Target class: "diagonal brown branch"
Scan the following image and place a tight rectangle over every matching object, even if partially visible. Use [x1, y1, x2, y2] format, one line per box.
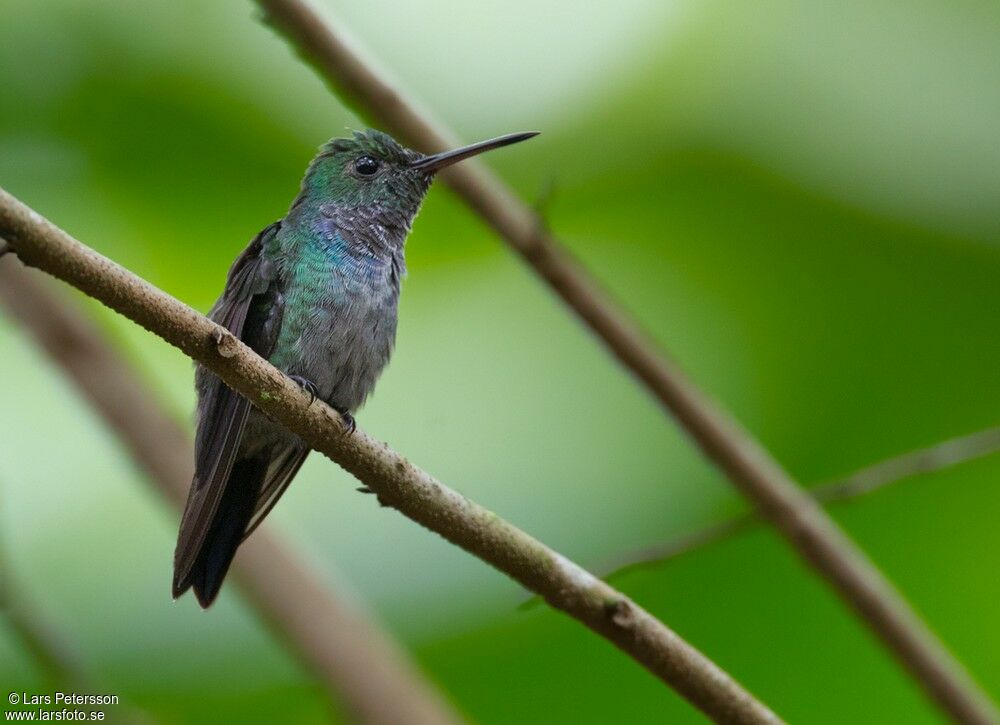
[599, 427, 1000, 579]
[251, 2, 1000, 721]
[0, 190, 781, 725]
[0, 259, 462, 725]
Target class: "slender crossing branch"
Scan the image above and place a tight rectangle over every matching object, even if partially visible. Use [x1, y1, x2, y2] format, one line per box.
[251, 2, 999, 721]
[814, 428, 1000, 505]
[599, 427, 1000, 579]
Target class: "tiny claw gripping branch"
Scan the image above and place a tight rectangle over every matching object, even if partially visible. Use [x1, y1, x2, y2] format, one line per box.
[289, 375, 319, 404]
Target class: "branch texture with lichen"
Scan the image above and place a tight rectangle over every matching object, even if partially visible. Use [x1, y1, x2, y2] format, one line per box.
[251, 2, 999, 722]
[0, 188, 780, 725]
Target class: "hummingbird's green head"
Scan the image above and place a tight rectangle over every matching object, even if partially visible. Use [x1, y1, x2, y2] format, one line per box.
[296, 128, 539, 219]
[298, 129, 426, 211]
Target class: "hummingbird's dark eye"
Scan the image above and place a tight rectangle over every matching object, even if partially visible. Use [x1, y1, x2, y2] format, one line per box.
[354, 156, 380, 176]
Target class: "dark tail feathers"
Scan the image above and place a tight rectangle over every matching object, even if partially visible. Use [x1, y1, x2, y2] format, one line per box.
[172, 457, 265, 608]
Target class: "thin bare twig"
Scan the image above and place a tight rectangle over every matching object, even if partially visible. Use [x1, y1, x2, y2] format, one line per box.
[0, 262, 462, 725]
[600, 427, 1000, 579]
[0, 189, 780, 725]
[251, 2, 1000, 721]
[814, 427, 1000, 505]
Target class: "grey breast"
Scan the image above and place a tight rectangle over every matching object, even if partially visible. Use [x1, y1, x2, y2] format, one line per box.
[303, 249, 403, 414]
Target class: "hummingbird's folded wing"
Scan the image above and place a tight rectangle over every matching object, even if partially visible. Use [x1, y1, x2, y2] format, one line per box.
[173, 221, 284, 591]
[241, 442, 310, 542]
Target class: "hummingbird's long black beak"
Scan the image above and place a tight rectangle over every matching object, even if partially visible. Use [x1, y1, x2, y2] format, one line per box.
[411, 132, 539, 173]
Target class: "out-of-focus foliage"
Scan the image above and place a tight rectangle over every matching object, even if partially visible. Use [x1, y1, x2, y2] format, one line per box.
[2, 0, 999, 722]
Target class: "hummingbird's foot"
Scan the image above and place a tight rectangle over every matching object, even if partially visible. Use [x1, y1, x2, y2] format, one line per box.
[335, 407, 356, 435]
[356, 486, 375, 494]
[289, 375, 318, 404]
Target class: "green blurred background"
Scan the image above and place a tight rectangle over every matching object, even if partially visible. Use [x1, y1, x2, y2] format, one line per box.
[2, 0, 999, 722]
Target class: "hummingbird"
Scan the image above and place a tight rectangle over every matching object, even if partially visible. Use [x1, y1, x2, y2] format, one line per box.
[173, 128, 537, 607]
